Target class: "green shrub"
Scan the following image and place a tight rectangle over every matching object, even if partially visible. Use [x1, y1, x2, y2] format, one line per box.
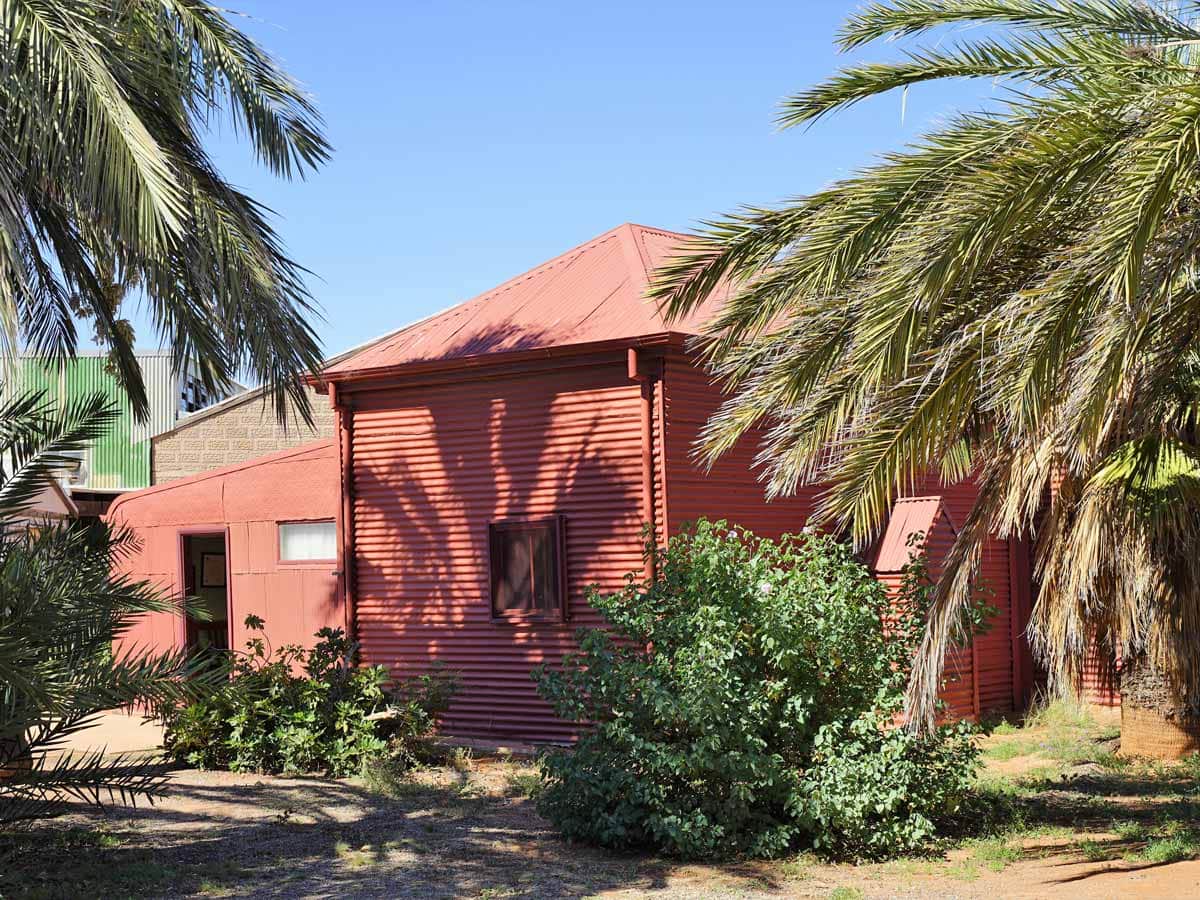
[534, 519, 979, 860]
[164, 616, 455, 776]
[800, 710, 978, 858]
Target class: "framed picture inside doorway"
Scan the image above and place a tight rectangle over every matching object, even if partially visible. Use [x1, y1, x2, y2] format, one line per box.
[201, 552, 226, 588]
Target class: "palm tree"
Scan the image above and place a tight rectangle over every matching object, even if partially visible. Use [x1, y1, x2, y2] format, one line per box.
[67, 252, 140, 377]
[0, 391, 209, 823]
[0, 2, 329, 815]
[653, 1, 1200, 754]
[0, 2, 329, 424]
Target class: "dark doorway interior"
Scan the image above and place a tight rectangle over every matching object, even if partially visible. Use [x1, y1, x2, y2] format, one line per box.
[182, 533, 229, 651]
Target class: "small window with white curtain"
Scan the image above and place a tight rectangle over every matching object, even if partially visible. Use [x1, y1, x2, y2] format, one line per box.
[279, 520, 337, 562]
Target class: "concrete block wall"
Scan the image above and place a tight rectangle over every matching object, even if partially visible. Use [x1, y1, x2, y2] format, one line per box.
[150, 385, 335, 483]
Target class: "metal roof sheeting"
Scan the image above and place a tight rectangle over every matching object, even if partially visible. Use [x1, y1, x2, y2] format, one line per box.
[325, 224, 728, 378]
[873, 496, 953, 573]
[15, 354, 180, 491]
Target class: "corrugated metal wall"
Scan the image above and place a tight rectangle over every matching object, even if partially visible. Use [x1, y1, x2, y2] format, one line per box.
[940, 482, 1015, 716]
[343, 350, 1027, 743]
[662, 359, 823, 536]
[1047, 469, 1120, 707]
[1081, 649, 1120, 707]
[14, 354, 179, 490]
[661, 353, 1018, 720]
[346, 359, 646, 742]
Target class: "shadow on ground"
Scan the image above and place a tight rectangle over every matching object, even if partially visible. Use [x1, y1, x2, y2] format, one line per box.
[0, 765, 775, 900]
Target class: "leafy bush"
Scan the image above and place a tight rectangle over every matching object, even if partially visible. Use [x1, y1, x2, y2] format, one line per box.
[164, 617, 455, 777]
[800, 710, 977, 858]
[534, 519, 980, 860]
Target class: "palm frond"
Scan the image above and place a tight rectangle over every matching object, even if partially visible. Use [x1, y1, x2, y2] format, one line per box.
[657, 0, 1200, 726]
[0, 389, 115, 516]
[838, 0, 1200, 50]
[0, 1, 330, 422]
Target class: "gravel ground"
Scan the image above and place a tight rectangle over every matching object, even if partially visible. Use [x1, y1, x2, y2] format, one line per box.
[4, 753, 1200, 899]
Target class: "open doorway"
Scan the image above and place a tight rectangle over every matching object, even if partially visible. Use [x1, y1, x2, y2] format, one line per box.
[182, 532, 229, 651]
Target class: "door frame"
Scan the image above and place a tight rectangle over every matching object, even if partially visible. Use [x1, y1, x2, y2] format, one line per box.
[176, 525, 233, 651]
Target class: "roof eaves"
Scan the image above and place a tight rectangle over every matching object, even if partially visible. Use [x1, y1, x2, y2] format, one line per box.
[323, 332, 693, 385]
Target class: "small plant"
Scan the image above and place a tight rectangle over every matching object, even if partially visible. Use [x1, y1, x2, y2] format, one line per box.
[1113, 820, 1149, 842]
[1077, 839, 1111, 862]
[777, 854, 815, 882]
[1139, 832, 1199, 864]
[984, 740, 1028, 761]
[969, 837, 1020, 872]
[447, 746, 474, 773]
[1022, 697, 1097, 733]
[163, 617, 455, 777]
[534, 520, 980, 860]
[1181, 753, 1200, 780]
[504, 769, 541, 799]
[361, 757, 430, 799]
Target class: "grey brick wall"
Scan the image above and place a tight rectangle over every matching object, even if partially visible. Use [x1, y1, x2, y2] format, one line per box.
[150, 385, 336, 483]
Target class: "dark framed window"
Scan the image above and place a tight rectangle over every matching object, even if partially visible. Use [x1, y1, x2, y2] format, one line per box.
[488, 516, 566, 623]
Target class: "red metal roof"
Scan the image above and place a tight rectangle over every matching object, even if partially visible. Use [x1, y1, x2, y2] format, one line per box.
[324, 223, 724, 379]
[106, 439, 336, 522]
[873, 496, 957, 573]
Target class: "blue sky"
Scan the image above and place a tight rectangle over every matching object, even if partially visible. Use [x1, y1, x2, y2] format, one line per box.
[140, 1, 997, 359]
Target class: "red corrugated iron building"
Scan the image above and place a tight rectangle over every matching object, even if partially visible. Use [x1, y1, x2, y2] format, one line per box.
[314, 223, 1038, 742]
[107, 223, 1040, 741]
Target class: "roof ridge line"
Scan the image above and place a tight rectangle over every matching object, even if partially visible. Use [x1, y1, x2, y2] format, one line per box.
[461, 226, 630, 306]
[617, 224, 652, 288]
[617, 223, 675, 328]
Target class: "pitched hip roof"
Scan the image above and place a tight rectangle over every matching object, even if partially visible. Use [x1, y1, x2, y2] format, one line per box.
[323, 223, 725, 379]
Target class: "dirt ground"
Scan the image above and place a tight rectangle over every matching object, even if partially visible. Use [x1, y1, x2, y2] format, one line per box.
[5, 713, 1200, 899]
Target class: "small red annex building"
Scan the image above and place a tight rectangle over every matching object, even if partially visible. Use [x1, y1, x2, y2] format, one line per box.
[313, 223, 1036, 742]
[108, 441, 344, 657]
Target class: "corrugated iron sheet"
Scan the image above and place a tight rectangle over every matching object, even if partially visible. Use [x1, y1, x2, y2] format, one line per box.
[874, 497, 950, 573]
[348, 360, 646, 742]
[1081, 647, 1120, 707]
[662, 359, 823, 536]
[940, 477, 1015, 716]
[13, 353, 179, 490]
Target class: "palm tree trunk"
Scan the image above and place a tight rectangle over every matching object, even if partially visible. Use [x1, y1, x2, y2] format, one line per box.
[1120, 654, 1200, 759]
